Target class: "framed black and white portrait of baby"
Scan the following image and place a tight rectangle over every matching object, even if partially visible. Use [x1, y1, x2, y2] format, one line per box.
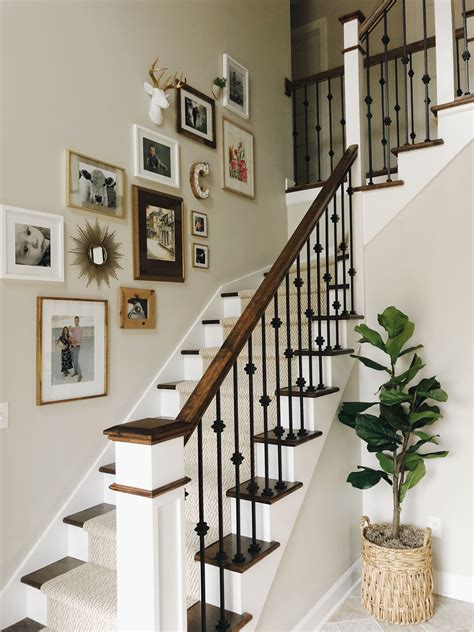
[0, 205, 64, 282]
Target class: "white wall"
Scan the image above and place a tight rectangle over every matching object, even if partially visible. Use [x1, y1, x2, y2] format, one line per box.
[360, 143, 474, 600]
[0, 0, 291, 586]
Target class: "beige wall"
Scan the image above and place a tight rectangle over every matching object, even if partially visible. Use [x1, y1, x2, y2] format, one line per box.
[361, 144, 473, 583]
[0, 0, 291, 585]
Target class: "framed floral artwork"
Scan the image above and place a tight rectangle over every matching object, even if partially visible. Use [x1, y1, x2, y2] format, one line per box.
[222, 117, 255, 199]
[222, 54, 249, 119]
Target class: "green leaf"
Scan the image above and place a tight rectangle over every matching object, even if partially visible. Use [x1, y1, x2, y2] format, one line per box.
[410, 404, 442, 429]
[347, 466, 392, 490]
[409, 377, 447, 404]
[379, 389, 412, 406]
[390, 354, 425, 387]
[376, 452, 395, 474]
[408, 432, 440, 453]
[350, 354, 390, 373]
[338, 402, 376, 428]
[377, 306, 409, 338]
[401, 453, 423, 471]
[399, 344, 424, 357]
[425, 388, 448, 402]
[419, 451, 449, 459]
[409, 409, 441, 425]
[400, 460, 426, 502]
[380, 403, 411, 432]
[355, 414, 401, 450]
[354, 324, 387, 352]
[385, 320, 415, 365]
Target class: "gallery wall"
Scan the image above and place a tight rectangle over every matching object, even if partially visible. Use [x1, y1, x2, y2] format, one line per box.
[0, 0, 291, 585]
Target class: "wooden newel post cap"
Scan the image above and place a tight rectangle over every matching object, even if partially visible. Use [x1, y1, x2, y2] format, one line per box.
[104, 417, 192, 445]
[339, 10, 366, 24]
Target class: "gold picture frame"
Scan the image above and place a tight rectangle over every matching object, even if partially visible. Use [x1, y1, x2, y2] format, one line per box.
[192, 242, 209, 269]
[191, 210, 208, 238]
[119, 287, 156, 329]
[222, 117, 255, 199]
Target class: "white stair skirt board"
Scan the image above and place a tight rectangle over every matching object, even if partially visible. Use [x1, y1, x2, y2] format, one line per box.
[434, 570, 474, 604]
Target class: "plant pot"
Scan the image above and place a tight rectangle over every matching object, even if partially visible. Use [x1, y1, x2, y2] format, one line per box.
[360, 516, 434, 625]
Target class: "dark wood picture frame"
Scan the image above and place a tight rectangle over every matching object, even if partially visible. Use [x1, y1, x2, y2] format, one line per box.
[176, 84, 216, 149]
[119, 287, 156, 329]
[132, 185, 185, 283]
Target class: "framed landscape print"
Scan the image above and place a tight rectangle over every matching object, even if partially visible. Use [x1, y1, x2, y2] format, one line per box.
[67, 150, 126, 219]
[191, 210, 208, 238]
[119, 287, 156, 329]
[223, 53, 249, 119]
[192, 243, 209, 269]
[37, 297, 108, 405]
[222, 118, 255, 199]
[133, 124, 180, 189]
[0, 205, 64, 282]
[177, 84, 216, 148]
[132, 185, 184, 282]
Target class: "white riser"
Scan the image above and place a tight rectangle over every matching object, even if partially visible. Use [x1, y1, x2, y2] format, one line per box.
[67, 524, 89, 562]
[205, 323, 224, 347]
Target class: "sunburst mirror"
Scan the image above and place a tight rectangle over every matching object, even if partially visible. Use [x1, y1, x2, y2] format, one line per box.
[70, 219, 123, 288]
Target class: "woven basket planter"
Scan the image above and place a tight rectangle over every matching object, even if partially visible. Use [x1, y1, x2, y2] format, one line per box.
[360, 516, 434, 625]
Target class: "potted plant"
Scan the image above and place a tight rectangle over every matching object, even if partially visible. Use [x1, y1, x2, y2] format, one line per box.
[212, 76, 226, 100]
[338, 306, 448, 625]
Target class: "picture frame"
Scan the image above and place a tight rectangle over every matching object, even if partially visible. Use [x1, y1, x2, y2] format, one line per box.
[0, 205, 64, 282]
[191, 210, 208, 238]
[133, 124, 180, 189]
[177, 84, 216, 148]
[222, 53, 249, 119]
[132, 185, 184, 282]
[66, 150, 126, 219]
[192, 243, 209, 269]
[119, 287, 156, 329]
[222, 117, 255, 199]
[36, 297, 108, 405]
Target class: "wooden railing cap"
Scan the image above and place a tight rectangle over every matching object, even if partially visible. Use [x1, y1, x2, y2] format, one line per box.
[339, 10, 366, 25]
[104, 417, 191, 445]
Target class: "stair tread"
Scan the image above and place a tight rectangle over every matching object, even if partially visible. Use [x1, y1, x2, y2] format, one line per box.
[354, 180, 404, 192]
[187, 602, 252, 632]
[254, 429, 323, 447]
[431, 94, 474, 116]
[391, 139, 444, 156]
[21, 557, 85, 590]
[63, 503, 115, 528]
[294, 347, 354, 356]
[226, 477, 303, 504]
[195, 534, 280, 573]
[2, 619, 45, 632]
[157, 381, 181, 390]
[278, 385, 339, 398]
[99, 462, 116, 475]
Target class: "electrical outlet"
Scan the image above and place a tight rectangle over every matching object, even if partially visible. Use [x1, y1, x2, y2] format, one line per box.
[0, 402, 8, 429]
[428, 515, 441, 538]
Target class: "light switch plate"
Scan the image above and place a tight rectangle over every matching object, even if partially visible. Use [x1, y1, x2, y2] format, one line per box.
[0, 402, 9, 429]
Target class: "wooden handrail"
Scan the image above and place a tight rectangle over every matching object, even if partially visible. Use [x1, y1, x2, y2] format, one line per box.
[290, 64, 344, 90]
[176, 145, 359, 440]
[359, 0, 397, 40]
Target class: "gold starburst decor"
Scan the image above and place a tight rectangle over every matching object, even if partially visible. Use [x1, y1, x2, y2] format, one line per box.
[70, 219, 123, 288]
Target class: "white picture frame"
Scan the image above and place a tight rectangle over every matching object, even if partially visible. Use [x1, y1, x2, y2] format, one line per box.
[133, 124, 180, 189]
[222, 53, 249, 119]
[0, 205, 64, 282]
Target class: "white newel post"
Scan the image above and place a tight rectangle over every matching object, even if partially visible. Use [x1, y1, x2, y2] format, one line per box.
[105, 419, 190, 631]
[434, 0, 455, 106]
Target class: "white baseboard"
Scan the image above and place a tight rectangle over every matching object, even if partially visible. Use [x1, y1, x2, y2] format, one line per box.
[293, 559, 361, 632]
[435, 570, 474, 603]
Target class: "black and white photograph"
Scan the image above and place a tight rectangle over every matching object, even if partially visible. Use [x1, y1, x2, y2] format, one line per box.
[223, 53, 249, 119]
[146, 205, 176, 262]
[0, 205, 64, 282]
[133, 124, 180, 188]
[128, 298, 148, 320]
[191, 210, 208, 238]
[67, 150, 126, 219]
[120, 287, 156, 329]
[177, 85, 216, 148]
[192, 242, 209, 269]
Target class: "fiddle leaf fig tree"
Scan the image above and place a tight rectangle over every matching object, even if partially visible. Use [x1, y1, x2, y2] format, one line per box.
[338, 306, 448, 539]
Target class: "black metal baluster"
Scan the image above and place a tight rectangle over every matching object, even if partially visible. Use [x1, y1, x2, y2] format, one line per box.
[409, 53, 416, 144]
[382, 12, 392, 180]
[260, 313, 274, 496]
[328, 77, 334, 172]
[315, 81, 322, 181]
[195, 419, 208, 630]
[348, 170, 356, 314]
[295, 255, 307, 436]
[304, 84, 310, 184]
[232, 363, 245, 564]
[331, 197, 341, 350]
[462, 0, 471, 95]
[271, 293, 286, 490]
[340, 182, 348, 316]
[401, 0, 410, 145]
[456, 36, 463, 97]
[379, 62, 387, 175]
[394, 58, 401, 149]
[421, 0, 431, 141]
[292, 87, 299, 186]
[313, 224, 325, 389]
[324, 206, 332, 350]
[365, 34, 375, 185]
[285, 272, 296, 440]
[340, 73, 346, 154]
[305, 238, 315, 391]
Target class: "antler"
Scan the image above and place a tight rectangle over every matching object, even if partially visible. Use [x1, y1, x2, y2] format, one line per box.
[162, 71, 186, 92]
[148, 57, 167, 88]
[148, 57, 186, 91]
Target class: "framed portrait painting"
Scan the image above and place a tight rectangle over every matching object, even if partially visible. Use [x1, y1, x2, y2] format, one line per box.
[37, 297, 108, 405]
[0, 205, 64, 282]
[222, 118, 255, 199]
[132, 185, 184, 282]
[67, 150, 126, 219]
[177, 84, 216, 148]
[191, 210, 208, 238]
[223, 53, 249, 119]
[119, 287, 156, 329]
[133, 124, 180, 189]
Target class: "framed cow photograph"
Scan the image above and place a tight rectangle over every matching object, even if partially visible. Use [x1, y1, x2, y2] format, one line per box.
[67, 150, 126, 219]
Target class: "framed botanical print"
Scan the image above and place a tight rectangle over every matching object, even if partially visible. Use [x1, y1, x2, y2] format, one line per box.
[132, 185, 184, 282]
[192, 243, 209, 269]
[119, 287, 156, 329]
[191, 210, 208, 238]
[67, 150, 126, 219]
[37, 297, 108, 405]
[133, 124, 180, 189]
[222, 118, 255, 199]
[223, 53, 249, 119]
[0, 205, 64, 282]
[177, 84, 216, 148]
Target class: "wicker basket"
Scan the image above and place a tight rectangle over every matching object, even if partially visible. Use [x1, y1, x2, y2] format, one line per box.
[360, 516, 434, 625]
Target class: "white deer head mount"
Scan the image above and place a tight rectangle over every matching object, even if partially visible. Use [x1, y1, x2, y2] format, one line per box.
[144, 57, 186, 126]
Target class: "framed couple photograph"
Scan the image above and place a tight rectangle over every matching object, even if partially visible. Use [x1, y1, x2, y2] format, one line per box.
[191, 210, 208, 238]
[177, 84, 216, 148]
[192, 243, 209, 269]
[132, 185, 184, 282]
[0, 205, 64, 282]
[133, 124, 180, 189]
[222, 118, 255, 199]
[37, 297, 108, 405]
[223, 53, 249, 119]
[119, 287, 156, 330]
[66, 150, 126, 219]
